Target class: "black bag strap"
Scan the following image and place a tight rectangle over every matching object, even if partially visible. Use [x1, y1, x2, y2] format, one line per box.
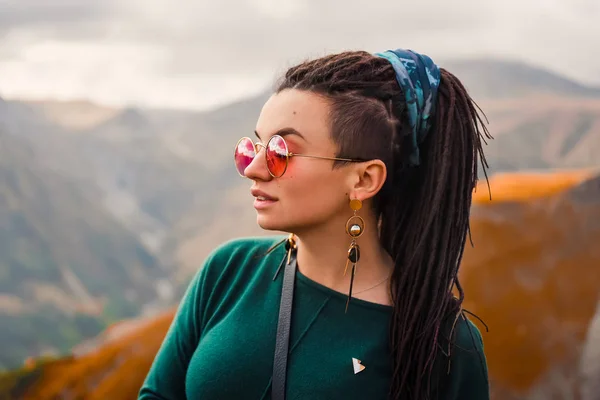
[271, 251, 297, 400]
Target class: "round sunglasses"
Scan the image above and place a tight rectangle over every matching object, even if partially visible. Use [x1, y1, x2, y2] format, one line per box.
[234, 134, 364, 178]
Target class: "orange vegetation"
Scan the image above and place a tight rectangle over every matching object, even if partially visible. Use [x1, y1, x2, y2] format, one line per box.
[3, 309, 176, 400]
[462, 171, 600, 397]
[473, 169, 594, 203]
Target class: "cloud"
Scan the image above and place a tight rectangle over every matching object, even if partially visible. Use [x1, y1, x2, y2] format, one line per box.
[0, 0, 598, 110]
[0, 0, 116, 38]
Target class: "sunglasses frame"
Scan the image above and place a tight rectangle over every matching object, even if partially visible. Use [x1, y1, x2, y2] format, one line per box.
[235, 134, 365, 178]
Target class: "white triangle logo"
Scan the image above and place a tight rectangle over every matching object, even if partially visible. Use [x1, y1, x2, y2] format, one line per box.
[352, 357, 366, 374]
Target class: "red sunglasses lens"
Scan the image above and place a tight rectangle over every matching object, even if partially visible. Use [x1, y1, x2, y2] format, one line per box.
[234, 138, 255, 176]
[266, 135, 288, 177]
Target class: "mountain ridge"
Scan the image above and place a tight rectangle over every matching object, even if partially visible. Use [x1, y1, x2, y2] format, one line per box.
[442, 58, 600, 99]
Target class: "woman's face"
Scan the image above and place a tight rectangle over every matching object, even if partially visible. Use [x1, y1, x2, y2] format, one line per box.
[243, 89, 353, 233]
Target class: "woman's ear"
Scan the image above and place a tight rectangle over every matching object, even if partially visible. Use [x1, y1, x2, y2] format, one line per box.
[351, 160, 387, 201]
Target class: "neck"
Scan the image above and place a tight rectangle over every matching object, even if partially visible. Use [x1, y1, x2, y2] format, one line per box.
[292, 211, 394, 302]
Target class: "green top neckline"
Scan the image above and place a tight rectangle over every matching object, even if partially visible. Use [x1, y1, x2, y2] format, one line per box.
[295, 266, 394, 313]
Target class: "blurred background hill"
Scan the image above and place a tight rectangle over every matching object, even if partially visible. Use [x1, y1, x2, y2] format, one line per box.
[1, 0, 600, 398]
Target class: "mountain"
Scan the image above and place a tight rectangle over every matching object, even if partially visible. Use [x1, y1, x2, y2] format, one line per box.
[0, 95, 247, 369]
[477, 96, 600, 171]
[0, 124, 168, 370]
[443, 59, 600, 99]
[435, 59, 600, 172]
[2, 170, 598, 400]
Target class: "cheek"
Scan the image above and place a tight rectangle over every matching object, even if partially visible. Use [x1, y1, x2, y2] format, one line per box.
[280, 168, 346, 217]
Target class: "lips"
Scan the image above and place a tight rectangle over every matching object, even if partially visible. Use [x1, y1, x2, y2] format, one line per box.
[250, 188, 277, 201]
[251, 188, 277, 211]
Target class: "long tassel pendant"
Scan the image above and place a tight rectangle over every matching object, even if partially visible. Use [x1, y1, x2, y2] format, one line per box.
[344, 258, 350, 276]
[345, 262, 357, 313]
[345, 243, 360, 313]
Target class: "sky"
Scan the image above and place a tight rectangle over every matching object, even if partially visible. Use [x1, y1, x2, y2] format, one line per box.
[0, 0, 599, 110]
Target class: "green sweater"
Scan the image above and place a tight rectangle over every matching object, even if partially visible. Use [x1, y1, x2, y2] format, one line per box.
[139, 236, 489, 399]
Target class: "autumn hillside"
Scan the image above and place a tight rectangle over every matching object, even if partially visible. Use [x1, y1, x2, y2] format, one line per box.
[0, 309, 175, 400]
[1, 170, 599, 399]
[463, 170, 600, 399]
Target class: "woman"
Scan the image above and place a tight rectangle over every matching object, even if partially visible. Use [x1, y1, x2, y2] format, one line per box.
[139, 48, 491, 399]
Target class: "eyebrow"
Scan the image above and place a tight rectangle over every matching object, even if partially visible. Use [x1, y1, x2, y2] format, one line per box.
[254, 127, 308, 143]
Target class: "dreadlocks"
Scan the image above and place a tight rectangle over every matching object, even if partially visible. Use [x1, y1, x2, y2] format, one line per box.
[276, 50, 491, 399]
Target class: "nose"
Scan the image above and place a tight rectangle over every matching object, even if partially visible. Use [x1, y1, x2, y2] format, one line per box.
[243, 145, 272, 181]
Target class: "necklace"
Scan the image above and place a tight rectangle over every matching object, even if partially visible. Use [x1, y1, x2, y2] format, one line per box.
[352, 274, 391, 295]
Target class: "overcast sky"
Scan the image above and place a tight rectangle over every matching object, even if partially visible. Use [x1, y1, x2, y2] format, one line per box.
[0, 0, 598, 110]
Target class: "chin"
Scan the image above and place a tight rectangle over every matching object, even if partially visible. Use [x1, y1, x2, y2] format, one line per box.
[255, 213, 296, 234]
[256, 214, 283, 232]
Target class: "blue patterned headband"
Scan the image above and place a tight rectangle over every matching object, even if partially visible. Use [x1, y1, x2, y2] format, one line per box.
[374, 49, 441, 166]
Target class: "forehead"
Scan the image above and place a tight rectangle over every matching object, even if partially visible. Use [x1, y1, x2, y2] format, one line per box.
[255, 89, 331, 145]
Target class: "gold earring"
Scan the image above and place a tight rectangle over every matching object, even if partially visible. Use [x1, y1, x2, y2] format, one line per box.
[344, 199, 364, 313]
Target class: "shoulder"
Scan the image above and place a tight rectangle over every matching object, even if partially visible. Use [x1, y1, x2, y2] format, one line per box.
[208, 235, 287, 260]
[452, 313, 486, 355]
[191, 235, 287, 288]
[444, 312, 490, 399]
[202, 235, 287, 271]
[178, 235, 287, 325]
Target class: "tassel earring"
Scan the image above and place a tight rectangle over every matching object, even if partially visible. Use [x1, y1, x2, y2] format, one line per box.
[344, 199, 364, 313]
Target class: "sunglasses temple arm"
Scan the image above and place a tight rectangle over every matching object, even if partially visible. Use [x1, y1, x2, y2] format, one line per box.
[289, 153, 360, 162]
